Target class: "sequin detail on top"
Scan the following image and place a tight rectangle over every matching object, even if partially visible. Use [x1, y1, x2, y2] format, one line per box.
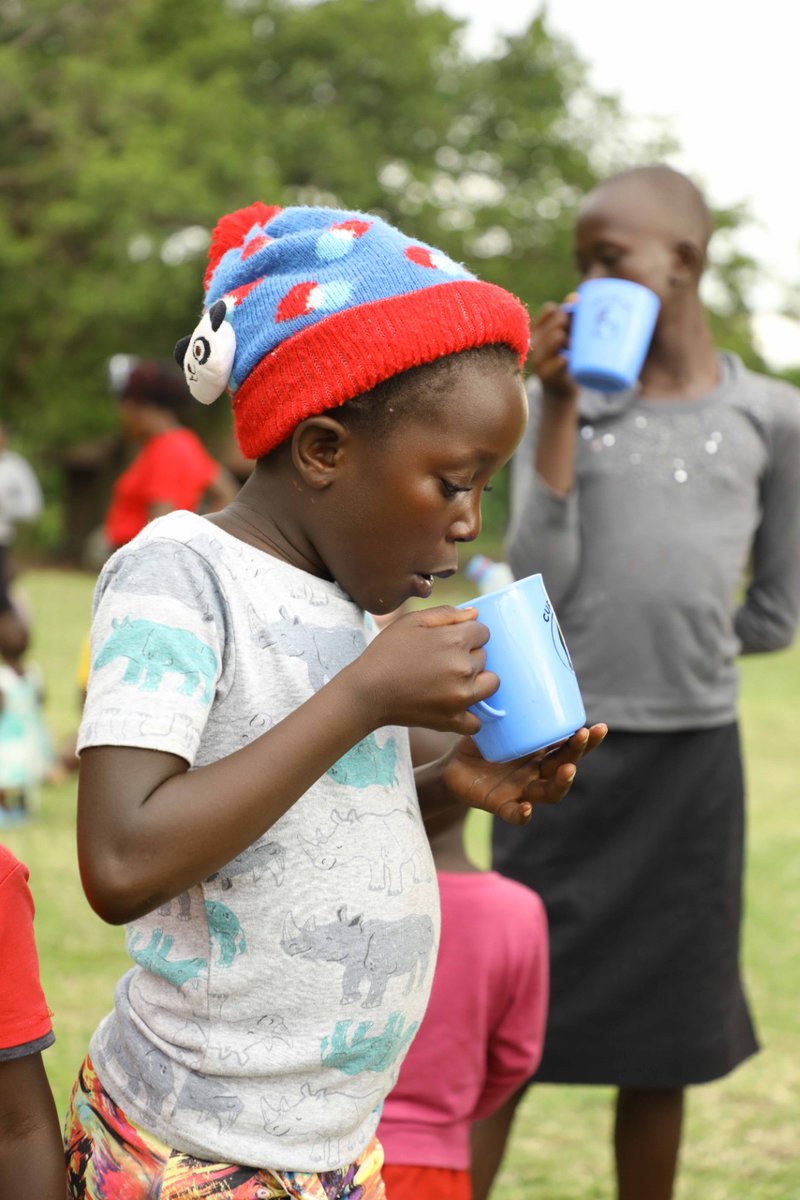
[65, 1056, 386, 1199]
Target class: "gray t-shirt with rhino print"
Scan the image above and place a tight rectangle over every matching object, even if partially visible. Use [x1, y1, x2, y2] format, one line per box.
[78, 509, 440, 1172]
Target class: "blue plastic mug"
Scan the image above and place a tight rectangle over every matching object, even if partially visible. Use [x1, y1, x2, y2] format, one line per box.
[458, 573, 586, 763]
[567, 278, 660, 392]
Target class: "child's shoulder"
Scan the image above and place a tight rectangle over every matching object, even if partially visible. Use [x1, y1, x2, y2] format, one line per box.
[97, 512, 238, 607]
[439, 869, 545, 920]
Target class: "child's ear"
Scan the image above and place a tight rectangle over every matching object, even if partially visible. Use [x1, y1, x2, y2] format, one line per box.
[291, 416, 350, 489]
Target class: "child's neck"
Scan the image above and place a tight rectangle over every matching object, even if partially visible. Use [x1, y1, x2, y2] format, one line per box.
[640, 296, 720, 400]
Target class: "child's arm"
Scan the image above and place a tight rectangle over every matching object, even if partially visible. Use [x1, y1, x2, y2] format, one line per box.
[506, 304, 582, 601]
[734, 389, 800, 653]
[79, 606, 498, 925]
[412, 723, 606, 827]
[0, 1052, 64, 1200]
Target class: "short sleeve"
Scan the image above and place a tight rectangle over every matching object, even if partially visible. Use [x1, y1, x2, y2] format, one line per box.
[0, 853, 53, 1055]
[78, 538, 232, 765]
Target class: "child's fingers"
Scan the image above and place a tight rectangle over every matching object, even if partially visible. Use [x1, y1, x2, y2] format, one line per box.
[541, 724, 606, 772]
[471, 668, 500, 705]
[526, 762, 577, 806]
[415, 605, 478, 627]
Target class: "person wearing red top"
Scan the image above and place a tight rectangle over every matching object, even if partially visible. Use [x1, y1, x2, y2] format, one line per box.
[60, 358, 240, 774]
[103, 356, 238, 552]
[378, 804, 549, 1200]
[0, 845, 64, 1198]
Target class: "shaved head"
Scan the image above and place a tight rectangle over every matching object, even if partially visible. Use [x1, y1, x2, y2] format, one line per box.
[582, 164, 714, 261]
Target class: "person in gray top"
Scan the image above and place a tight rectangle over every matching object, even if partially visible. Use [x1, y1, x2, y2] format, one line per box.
[488, 166, 800, 1200]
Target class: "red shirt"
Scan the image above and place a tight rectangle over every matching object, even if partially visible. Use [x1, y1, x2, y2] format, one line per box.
[104, 427, 218, 549]
[0, 846, 53, 1055]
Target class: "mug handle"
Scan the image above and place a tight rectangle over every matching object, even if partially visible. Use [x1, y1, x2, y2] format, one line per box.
[472, 698, 506, 721]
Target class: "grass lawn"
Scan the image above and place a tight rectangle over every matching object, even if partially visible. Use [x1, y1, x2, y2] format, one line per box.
[3, 565, 799, 1199]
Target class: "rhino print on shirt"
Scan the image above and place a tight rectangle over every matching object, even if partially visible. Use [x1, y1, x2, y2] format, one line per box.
[94, 616, 217, 702]
[281, 906, 435, 1008]
[300, 803, 429, 896]
[248, 604, 366, 691]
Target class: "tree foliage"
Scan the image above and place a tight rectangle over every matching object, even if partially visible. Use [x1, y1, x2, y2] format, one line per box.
[1, 0, 766, 466]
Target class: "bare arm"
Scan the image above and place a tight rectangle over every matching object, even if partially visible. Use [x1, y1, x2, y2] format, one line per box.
[506, 305, 583, 599]
[528, 303, 580, 495]
[79, 607, 495, 925]
[412, 725, 606, 824]
[0, 1053, 64, 1200]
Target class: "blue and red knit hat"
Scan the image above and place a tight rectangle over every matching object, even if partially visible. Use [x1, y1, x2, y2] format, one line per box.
[175, 201, 530, 459]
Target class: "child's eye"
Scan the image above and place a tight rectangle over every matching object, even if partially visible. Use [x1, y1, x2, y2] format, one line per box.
[440, 479, 471, 498]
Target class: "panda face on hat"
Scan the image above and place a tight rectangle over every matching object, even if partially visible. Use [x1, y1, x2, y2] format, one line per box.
[176, 201, 530, 458]
[174, 298, 236, 405]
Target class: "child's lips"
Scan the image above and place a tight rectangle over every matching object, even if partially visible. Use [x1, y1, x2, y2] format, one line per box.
[411, 567, 456, 599]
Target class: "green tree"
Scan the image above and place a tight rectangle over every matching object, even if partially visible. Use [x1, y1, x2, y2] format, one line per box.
[0, 0, 771, 550]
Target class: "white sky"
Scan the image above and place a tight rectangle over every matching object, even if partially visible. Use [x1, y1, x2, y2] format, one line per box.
[437, 0, 800, 368]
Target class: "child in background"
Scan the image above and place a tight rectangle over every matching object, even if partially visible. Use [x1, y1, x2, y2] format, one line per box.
[67, 201, 605, 1199]
[0, 605, 56, 825]
[495, 164, 800, 1200]
[378, 802, 548, 1200]
[0, 422, 43, 663]
[0, 845, 64, 1199]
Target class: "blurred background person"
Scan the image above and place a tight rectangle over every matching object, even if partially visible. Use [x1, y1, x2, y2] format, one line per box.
[0, 422, 43, 661]
[0, 846, 64, 1198]
[60, 357, 240, 772]
[87, 355, 238, 568]
[493, 164, 800, 1200]
[0, 423, 53, 823]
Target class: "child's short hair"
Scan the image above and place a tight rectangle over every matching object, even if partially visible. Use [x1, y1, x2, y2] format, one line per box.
[175, 203, 530, 458]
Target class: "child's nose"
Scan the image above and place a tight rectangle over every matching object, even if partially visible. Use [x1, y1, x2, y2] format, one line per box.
[450, 494, 482, 544]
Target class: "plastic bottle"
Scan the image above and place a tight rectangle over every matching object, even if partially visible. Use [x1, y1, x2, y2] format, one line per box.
[465, 554, 515, 595]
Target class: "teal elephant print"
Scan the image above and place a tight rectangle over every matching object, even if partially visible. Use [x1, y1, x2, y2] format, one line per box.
[94, 617, 217, 701]
[320, 1012, 419, 1075]
[128, 930, 207, 990]
[205, 900, 247, 967]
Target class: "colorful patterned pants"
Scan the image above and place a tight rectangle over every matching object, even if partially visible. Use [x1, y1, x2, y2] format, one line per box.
[65, 1056, 386, 1199]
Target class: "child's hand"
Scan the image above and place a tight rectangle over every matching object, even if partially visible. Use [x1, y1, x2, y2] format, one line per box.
[355, 606, 497, 735]
[531, 300, 579, 404]
[441, 723, 608, 824]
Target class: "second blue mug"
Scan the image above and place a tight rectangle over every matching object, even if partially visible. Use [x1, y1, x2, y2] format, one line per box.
[567, 277, 660, 392]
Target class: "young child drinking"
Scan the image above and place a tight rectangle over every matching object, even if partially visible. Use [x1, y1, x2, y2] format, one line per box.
[378, 802, 548, 1200]
[67, 201, 605, 1199]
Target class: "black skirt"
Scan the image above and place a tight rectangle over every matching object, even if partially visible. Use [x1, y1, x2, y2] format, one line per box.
[491, 724, 759, 1087]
